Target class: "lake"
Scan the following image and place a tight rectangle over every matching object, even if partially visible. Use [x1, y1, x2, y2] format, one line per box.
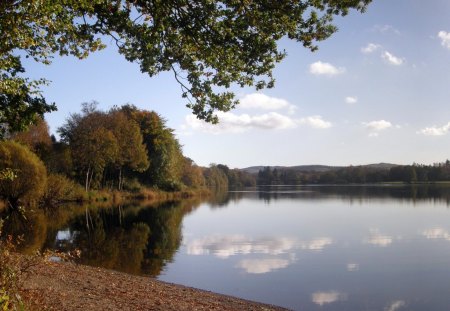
[4, 185, 450, 310]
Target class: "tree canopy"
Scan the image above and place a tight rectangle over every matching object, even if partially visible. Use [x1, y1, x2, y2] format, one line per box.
[58, 102, 149, 191]
[0, 0, 371, 137]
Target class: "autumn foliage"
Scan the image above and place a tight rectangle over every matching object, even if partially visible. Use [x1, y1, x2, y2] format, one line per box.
[0, 141, 47, 208]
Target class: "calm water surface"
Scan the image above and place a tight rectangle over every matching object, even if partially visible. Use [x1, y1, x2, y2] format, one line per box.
[5, 185, 450, 310]
[160, 186, 450, 310]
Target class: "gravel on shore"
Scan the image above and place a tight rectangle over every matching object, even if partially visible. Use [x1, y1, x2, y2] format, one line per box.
[20, 260, 290, 311]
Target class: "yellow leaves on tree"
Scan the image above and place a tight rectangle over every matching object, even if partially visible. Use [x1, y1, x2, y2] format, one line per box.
[0, 141, 47, 208]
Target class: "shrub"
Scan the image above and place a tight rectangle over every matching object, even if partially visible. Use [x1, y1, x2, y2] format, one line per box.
[41, 173, 85, 206]
[0, 141, 47, 209]
[161, 180, 184, 192]
[122, 178, 143, 193]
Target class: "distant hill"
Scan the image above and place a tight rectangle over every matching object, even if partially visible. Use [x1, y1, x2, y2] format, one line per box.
[362, 163, 399, 170]
[241, 163, 398, 174]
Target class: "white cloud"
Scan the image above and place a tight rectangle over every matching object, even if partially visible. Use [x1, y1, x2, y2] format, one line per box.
[361, 43, 381, 54]
[372, 24, 401, 35]
[363, 120, 392, 131]
[184, 112, 333, 134]
[438, 31, 450, 49]
[363, 120, 400, 137]
[309, 61, 345, 76]
[311, 291, 348, 306]
[345, 96, 358, 104]
[239, 93, 295, 113]
[184, 111, 297, 134]
[361, 43, 404, 66]
[385, 300, 406, 311]
[382, 51, 404, 66]
[418, 122, 450, 136]
[236, 259, 290, 274]
[299, 116, 332, 129]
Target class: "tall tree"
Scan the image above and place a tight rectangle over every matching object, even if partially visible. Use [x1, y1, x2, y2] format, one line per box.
[1, 1, 371, 137]
[180, 157, 205, 189]
[72, 122, 119, 191]
[105, 110, 149, 190]
[59, 104, 152, 190]
[203, 164, 228, 191]
[121, 106, 183, 189]
[60, 108, 119, 191]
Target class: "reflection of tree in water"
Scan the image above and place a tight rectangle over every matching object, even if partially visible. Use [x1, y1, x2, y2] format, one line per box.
[72, 211, 151, 275]
[137, 201, 189, 276]
[248, 185, 450, 205]
[0, 203, 88, 255]
[0, 209, 48, 254]
[1, 199, 201, 276]
[207, 189, 243, 208]
[315, 185, 450, 205]
[63, 200, 200, 276]
[257, 186, 279, 202]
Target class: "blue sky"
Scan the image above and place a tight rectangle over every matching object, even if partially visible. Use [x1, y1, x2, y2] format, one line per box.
[29, 0, 450, 168]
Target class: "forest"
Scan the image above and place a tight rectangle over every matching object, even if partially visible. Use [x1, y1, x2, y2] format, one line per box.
[0, 102, 256, 210]
[256, 162, 450, 185]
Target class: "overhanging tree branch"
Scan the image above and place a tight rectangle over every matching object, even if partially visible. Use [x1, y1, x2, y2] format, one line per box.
[0, 0, 372, 138]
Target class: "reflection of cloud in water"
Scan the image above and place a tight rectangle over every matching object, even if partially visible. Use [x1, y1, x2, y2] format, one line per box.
[422, 227, 450, 241]
[236, 259, 290, 274]
[301, 238, 332, 251]
[56, 229, 77, 243]
[385, 300, 406, 311]
[187, 235, 332, 258]
[311, 291, 347, 306]
[366, 230, 392, 247]
[347, 263, 359, 272]
[57, 230, 71, 240]
[187, 235, 297, 258]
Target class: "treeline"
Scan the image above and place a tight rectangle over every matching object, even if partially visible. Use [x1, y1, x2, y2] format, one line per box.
[257, 162, 450, 185]
[0, 102, 252, 209]
[205, 164, 256, 190]
[7, 103, 205, 192]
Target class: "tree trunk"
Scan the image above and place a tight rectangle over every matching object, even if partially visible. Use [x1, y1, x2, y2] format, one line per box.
[118, 167, 122, 191]
[85, 166, 90, 192]
[88, 169, 94, 191]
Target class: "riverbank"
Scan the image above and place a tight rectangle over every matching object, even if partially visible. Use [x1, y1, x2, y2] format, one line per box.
[0, 187, 212, 213]
[20, 259, 288, 311]
[69, 187, 212, 204]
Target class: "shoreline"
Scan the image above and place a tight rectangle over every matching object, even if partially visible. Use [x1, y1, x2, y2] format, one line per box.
[20, 259, 289, 311]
